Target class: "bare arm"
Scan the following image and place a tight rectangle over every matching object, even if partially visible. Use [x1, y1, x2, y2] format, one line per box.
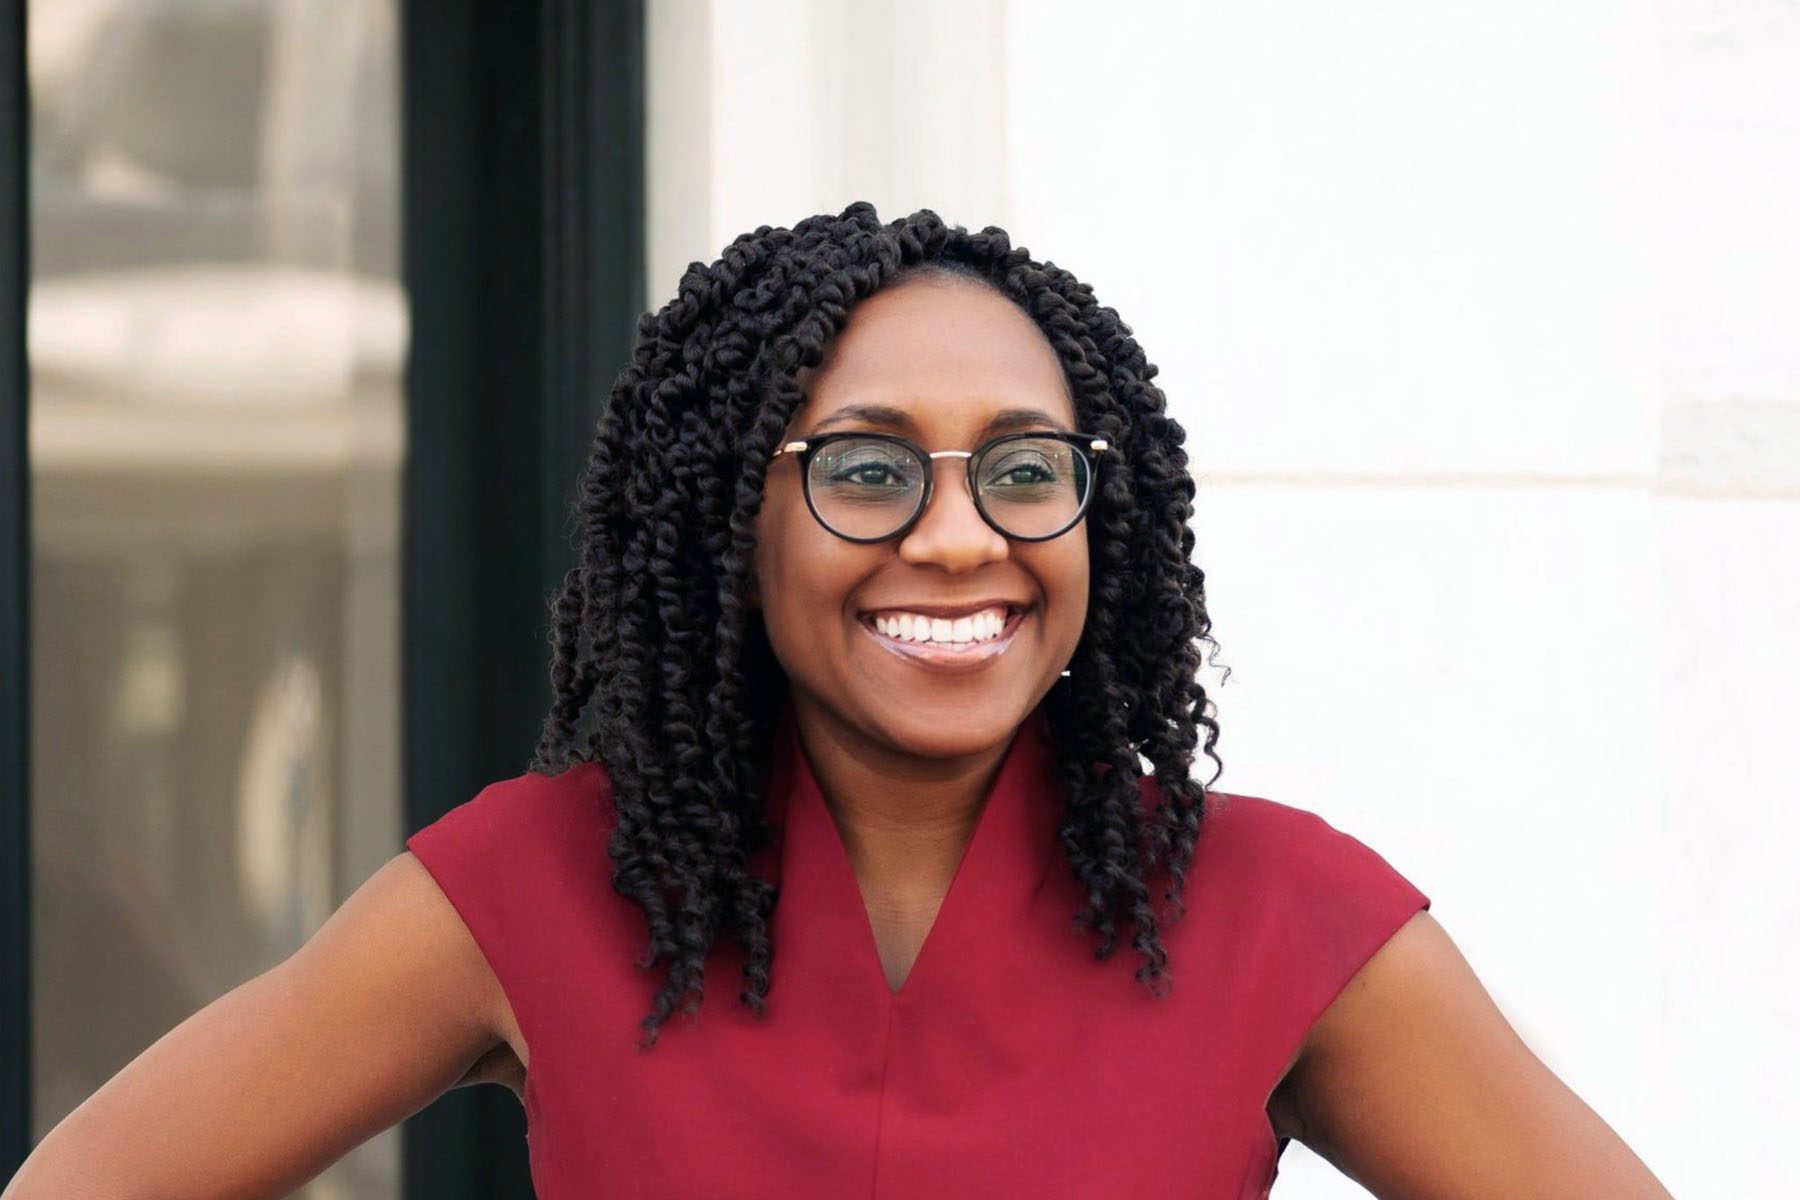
[1278, 910, 1675, 1200]
[3, 852, 518, 1200]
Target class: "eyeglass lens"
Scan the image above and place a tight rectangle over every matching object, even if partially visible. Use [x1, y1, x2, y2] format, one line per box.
[807, 436, 1091, 540]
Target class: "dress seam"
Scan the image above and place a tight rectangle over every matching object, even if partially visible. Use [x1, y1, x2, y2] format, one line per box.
[868, 1005, 898, 1199]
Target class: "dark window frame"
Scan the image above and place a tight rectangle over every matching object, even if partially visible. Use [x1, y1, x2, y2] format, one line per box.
[400, 2, 644, 1196]
[0, 0, 643, 1190]
[2, 0, 31, 1179]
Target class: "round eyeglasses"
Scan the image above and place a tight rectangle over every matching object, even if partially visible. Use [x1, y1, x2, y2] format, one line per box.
[769, 430, 1111, 543]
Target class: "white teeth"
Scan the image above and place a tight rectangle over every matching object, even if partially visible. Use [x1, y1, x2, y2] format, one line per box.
[870, 605, 1012, 646]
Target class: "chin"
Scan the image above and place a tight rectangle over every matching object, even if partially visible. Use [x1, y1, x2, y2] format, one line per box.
[865, 698, 1031, 756]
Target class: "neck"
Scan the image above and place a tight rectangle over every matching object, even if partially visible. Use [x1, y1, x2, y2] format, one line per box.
[787, 697, 1016, 908]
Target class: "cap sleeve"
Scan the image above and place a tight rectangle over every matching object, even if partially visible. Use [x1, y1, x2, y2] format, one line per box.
[1198, 794, 1431, 1112]
[404, 761, 615, 1057]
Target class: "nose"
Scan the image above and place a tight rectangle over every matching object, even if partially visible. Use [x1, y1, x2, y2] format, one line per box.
[895, 465, 1009, 572]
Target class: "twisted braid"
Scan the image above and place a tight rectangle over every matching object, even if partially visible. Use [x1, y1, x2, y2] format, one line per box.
[528, 203, 1224, 1048]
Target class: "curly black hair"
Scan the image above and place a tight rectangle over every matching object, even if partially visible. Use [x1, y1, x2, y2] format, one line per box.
[527, 202, 1224, 1050]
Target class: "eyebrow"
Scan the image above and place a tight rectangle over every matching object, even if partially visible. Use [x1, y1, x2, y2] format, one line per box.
[808, 403, 1072, 437]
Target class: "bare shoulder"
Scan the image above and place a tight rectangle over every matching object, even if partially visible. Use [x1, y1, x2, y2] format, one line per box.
[394, 850, 529, 1092]
[1276, 910, 1674, 1200]
[266, 850, 529, 1097]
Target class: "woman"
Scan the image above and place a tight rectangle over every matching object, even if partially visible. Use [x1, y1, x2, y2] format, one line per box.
[5, 205, 1673, 1198]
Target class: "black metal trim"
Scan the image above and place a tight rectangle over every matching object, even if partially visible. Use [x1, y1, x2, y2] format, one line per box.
[400, 1, 643, 1195]
[1, 0, 30, 1178]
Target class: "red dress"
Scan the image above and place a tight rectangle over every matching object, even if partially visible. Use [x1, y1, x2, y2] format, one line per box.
[406, 697, 1430, 1198]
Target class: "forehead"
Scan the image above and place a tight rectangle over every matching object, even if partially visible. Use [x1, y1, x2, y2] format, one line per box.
[796, 276, 1076, 436]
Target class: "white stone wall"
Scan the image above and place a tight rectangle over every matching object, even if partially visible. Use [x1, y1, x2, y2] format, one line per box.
[648, 3, 1798, 1193]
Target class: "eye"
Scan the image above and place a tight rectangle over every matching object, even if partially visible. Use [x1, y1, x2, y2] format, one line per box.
[982, 447, 1063, 490]
[816, 441, 922, 492]
[834, 462, 905, 487]
[996, 460, 1055, 485]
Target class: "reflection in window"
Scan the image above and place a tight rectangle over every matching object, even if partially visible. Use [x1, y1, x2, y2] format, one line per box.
[29, 2, 404, 1195]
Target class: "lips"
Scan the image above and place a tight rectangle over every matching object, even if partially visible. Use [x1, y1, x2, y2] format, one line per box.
[856, 605, 1029, 672]
[857, 601, 1028, 623]
[855, 603, 1026, 643]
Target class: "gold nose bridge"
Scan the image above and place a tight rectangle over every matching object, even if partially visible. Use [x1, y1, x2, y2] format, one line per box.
[926, 449, 976, 498]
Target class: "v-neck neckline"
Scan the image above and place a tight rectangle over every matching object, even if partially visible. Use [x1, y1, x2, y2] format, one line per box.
[763, 699, 1063, 1007]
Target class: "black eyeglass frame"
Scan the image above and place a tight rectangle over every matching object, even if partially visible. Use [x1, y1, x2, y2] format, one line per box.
[768, 430, 1113, 544]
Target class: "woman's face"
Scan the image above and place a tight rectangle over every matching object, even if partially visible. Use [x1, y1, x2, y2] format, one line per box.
[751, 274, 1090, 759]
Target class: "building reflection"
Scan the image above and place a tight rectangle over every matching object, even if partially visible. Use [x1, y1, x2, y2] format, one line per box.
[29, 3, 404, 1196]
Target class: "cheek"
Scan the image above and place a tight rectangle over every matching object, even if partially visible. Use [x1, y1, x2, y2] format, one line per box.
[1047, 525, 1090, 593]
[751, 477, 804, 603]
[752, 492, 855, 640]
[1068, 527, 1091, 591]
[1020, 537, 1090, 649]
[1056, 543, 1091, 640]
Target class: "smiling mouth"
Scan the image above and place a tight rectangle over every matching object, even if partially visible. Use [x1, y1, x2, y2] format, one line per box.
[855, 605, 1029, 670]
[860, 604, 1029, 644]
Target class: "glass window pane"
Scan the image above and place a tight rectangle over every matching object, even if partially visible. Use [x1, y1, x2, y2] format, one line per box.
[27, 3, 404, 1195]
